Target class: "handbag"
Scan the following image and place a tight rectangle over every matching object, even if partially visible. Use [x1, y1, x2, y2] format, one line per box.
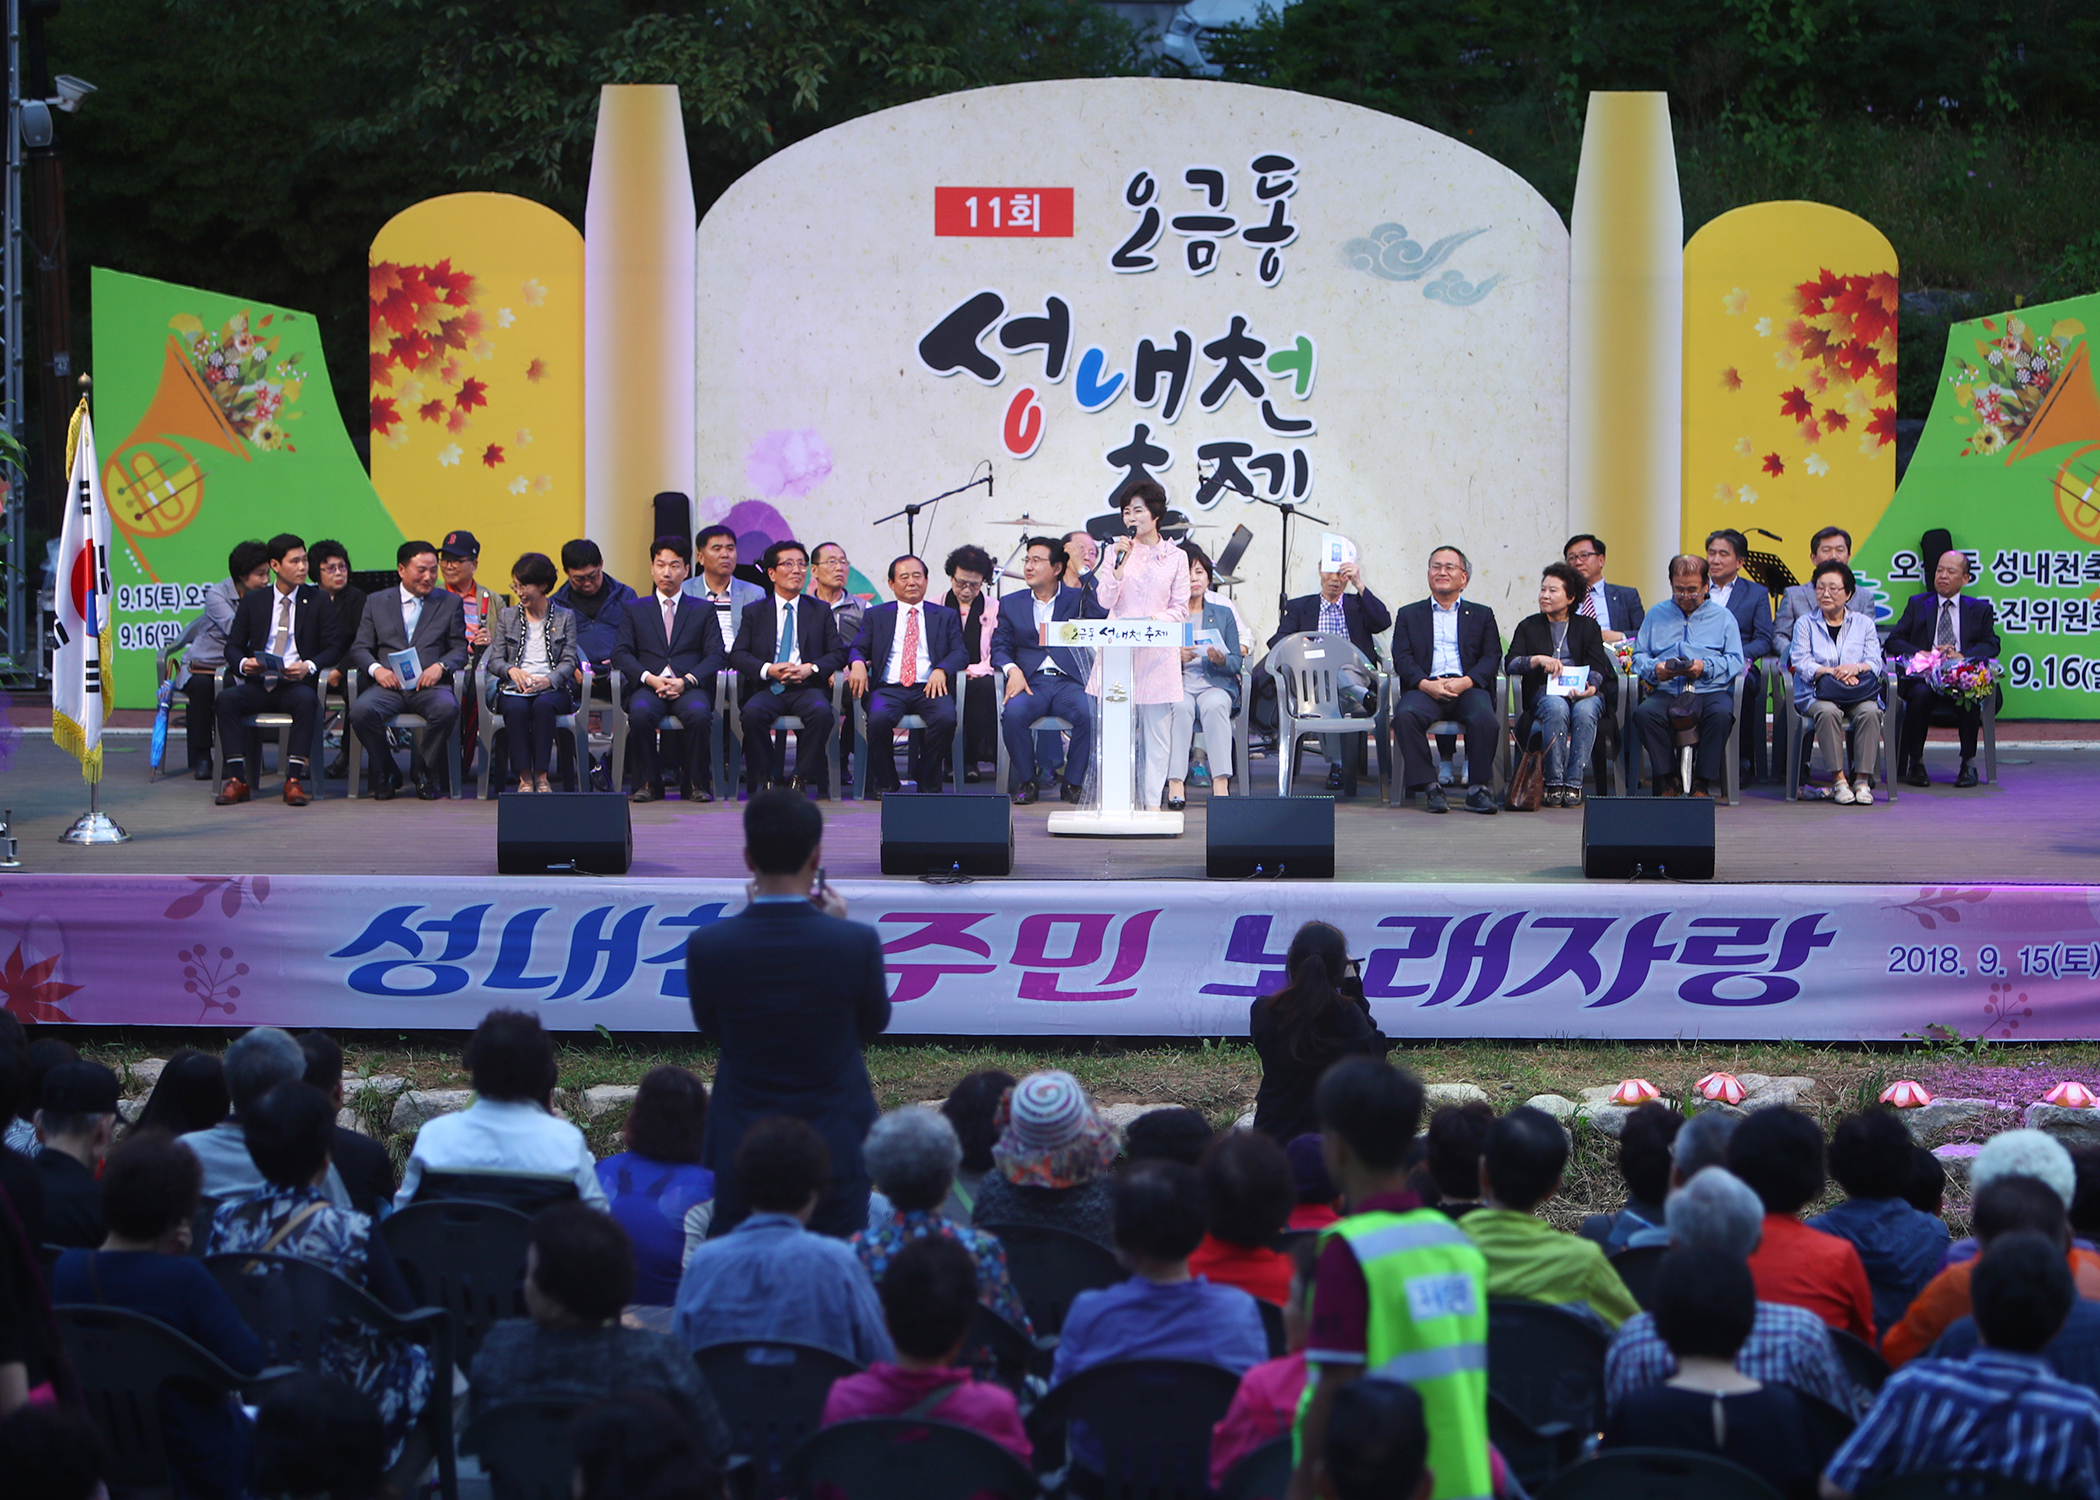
[1507, 745, 1546, 811]
[1814, 671, 1879, 705]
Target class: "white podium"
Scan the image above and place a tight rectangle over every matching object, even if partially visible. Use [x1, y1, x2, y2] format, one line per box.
[1045, 619, 1186, 838]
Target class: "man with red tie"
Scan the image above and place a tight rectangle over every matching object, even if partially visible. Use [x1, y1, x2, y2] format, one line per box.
[848, 555, 967, 797]
[613, 536, 728, 802]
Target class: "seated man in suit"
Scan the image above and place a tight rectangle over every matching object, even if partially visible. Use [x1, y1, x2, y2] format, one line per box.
[1564, 533, 1644, 643]
[214, 532, 342, 807]
[730, 539, 847, 797]
[346, 539, 470, 800]
[848, 555, 966, 797]
[682, 524, 766, 797]
[1773, 525, 1871, 646]
[1705, 529, 1775, 782]
[1889, 547, 2000, 788]
[614, 536, 729, 803]
[1632, 555, 1746, 798]
[1270, 558, 1393, 792]
[992, 535, 1097, 806]
[1390, 547, 1501, 813]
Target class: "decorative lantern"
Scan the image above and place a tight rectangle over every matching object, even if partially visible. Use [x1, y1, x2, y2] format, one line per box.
[1879, 1080, 1933, 1108]
[1695, 1072, 1747, 1106]
[2044, 1081, 2098, 1108]
[1609, 1078, 1662, 1107]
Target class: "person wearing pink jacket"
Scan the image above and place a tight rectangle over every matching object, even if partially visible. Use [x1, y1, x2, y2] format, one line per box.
[1091, 480, 1192, 810]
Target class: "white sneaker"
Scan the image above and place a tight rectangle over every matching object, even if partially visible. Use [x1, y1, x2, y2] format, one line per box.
[1832, 776, 1856, 805]
[1853, 781, 1875, 805]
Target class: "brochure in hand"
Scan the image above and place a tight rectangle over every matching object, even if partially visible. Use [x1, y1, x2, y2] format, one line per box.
[388, 647, 423, 684]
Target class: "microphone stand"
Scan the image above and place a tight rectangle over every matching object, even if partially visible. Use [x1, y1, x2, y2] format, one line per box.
[1196, 465, 1324, 622]
[875, 464, 992, 558]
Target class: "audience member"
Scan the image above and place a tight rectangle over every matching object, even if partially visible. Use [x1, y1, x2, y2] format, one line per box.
[0, 1406, 103, 1500]
[687, 791, 888, 1238]
[209, 1081, 429, 1461]
[1726, 1106, 1874, 1342]
[990, 534, 1097, 807]
[0, 1052, 52, 1416]
[1824, 1231, 2100, 1498]
[1601, 1247, 1829, 1499]
[0, 1043, 44, 1248]
[2075, 1146, 2100, 1244]
[1706, 528, 1777, 783]
[297, 1030, 397, 1218]
[852, 1107, 1031, 1333]
[941, 544, 1000, 783]
[1563, 533, 1643, 644]
[484, 550, 580, 794]
[570, 1393, 723, 1500]
[809, 541, 866, 645]
[968, 1071, 1120, 1249]
[1092, 482, 1194, 810]
[1904, 1143, 1947, 1217]
[615, 535, 728, 803]
[1190, 1129, 1295, 1305]
[1938, 1120, 2082, 1269]
[848, 554, 967, 795]
[1604, 1167, 1854, 1415]
[597, 1066, 715, 1304]
[309, 540, 366, 778]
[11, 1037, 78, 1157]
[1210, 1239, 1317, 1488]
[1293, 1058, 1492, 1500]
[1582, 1102, 1683, 1252]
[683, 523, 766, 633]
[1270, 555, 1392, 794]
[1425, 1102, 1495, 1220]
[471, 1203, 731, 1460]
[345, 538, 469, 799]
[214, 532, 341, 806]
[1807, 1108, 1950, 1334]
[1461, 1105, 1640, 1329]
[822, 1234, 1032, 1460]
[179, 538, 272, 780]
[674, 1116, 892, 1363]
[54, 1132, 265, 1500]
[1889, 546, 2000, 788]
[1505, 560, 1617, 806]
[33, 1062, 119, 1248]
[249, 1373, 388, 1500]
[1051, 1160, 1267, 1474]
[1773, 526, 1869, 648]
[1166, 541, 1242, 804]
[1633, 554, 1746, 798]
[1125, 1107, 1214, 1167]
[939, 1069, 1016, 1222]
[1390, 546, 1502, 813]
[1666, 1111, 1741, 1192]
[1790, 559, 1887, 802]
[394, 1009, 606, 1209]
[1063, 529, 1101, 603]
[183, 1026, 351, 1209]
[1324, 1378, 1433, 1500]
[1286, 1133, 1341, 1231]
[132, 1049, 230, 1140]
[1249, 921, 1391, 1143]
[731, 539, 846, 794]
[552, 538, 639, 677]
[439, 528, 494, 777]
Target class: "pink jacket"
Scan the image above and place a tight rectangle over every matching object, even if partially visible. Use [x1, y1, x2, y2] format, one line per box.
[1089, 540, 1191, 705]
[1209, 1352, 1308, 1489]
[820, 1364, 1032, 1463]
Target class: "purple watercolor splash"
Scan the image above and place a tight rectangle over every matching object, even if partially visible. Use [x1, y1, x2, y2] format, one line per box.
[745, 429, 834, 499]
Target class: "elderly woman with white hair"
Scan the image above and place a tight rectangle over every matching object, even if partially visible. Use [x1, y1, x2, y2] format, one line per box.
[1602, 1166, 1857, 1415]
[851, 1107, 1033, 1335]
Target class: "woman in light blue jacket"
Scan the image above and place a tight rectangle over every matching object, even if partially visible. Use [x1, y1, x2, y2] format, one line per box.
[1166, 542, 1243, 808]
[1790, 559, 1885, 804]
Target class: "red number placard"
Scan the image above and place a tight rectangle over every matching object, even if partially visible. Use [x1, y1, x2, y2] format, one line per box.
[934, 188, 1075, 237]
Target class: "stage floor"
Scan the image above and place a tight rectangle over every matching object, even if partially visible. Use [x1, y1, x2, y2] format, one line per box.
[9, 735, 2095, 885]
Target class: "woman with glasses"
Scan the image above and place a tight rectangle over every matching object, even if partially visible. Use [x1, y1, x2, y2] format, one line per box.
[1789, 559, 1885, 803]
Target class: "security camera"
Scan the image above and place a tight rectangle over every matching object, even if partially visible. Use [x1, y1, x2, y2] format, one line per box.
[51, 76, 96, 113]
[17, 101, 51, 149]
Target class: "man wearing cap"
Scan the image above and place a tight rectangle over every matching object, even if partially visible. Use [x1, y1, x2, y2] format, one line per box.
[440, 530, 496, 777]
[35, 1060, 120, 1248]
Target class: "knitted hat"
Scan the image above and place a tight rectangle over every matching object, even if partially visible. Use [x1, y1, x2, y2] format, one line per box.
[1286, 1133, 1337, 1204]
[991, 1071, 1119, 1189]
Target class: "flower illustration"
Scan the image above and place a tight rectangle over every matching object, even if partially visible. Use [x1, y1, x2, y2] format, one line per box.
[437, 443, 462, 467]
[1804, 453, 1830, 476]
[178, 944, 245, 1023]
[0, 941, 81, 1023]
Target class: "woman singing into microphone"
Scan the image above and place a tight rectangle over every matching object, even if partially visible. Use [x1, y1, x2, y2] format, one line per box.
[1091, 479, 1192, 810]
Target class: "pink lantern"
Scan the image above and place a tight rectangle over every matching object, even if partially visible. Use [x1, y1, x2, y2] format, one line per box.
[1609, 1078, 1662, 1107]
[1696, 1072, 1747, 1106]
[1879, 1080, 1933, 1108]
[2044, 1081, 2098, 1108]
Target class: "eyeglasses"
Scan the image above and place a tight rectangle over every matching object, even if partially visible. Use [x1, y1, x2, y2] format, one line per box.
[1428, 563, 1464, 574]
[1566, 551, 1600, 562]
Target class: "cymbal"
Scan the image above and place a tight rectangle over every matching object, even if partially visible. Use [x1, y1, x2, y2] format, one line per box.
[988, 517, 1040, 527]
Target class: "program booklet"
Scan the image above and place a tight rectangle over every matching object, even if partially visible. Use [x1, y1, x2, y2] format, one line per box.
[388, 647, 423, 683]
[1545, 666, 1589, 697]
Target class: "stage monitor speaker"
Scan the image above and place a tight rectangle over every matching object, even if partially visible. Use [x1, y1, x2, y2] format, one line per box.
[1207, 796, 1335, 878]
[880, 793, 1013, 876]
[1581, 796, 1714, 880]
[497, 793, 633, 875]
[654, 492, 692, 560]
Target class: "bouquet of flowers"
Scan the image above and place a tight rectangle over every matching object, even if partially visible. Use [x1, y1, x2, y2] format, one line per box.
[1608, 638, 1636, 675]
[169, 310, 303, 450]
[1904, 650, 2002, 706]
[1949, 314, 2085, 459]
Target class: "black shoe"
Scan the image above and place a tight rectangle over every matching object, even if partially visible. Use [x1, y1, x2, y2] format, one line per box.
[1690, 779, 1714, 799]
[192, 758, 213, 781]
[1902, 762, 1931, 788]
[688, 787, 713, 803]
[325, 754, 348, 780]
[1167, 795, 1187, 812]
[1466, 785, 1498, 814]
[631, 785, 662, 803]
[1012, 781, 1039, 806]
[1326, 765, 1346, 791]
[1955, 760, 1980, 788]
[1423, 783, 1449, 813]
[1060, 781, 1085, 804]
[417, 780, 443, 801]
[371, 781, 397, 802]
[963, 766, 981, 784]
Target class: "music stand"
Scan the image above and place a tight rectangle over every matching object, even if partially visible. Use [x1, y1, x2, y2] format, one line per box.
[1195, 466, 1324, 620]
[1210, 525, 1255, 589]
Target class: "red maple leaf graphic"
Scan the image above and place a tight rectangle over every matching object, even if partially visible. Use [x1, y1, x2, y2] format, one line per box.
[1867, 407, 1898, 446]
[1833, 278, 1893, 347]
[370, 396, 400, 438]
[455, 376, 488, 412]
[482, 443, 506, 468]
[1822, 407, 1851, 433]
[368, 350, 394, 385]
[1866, 271, 1899, 314]
[1797, 323, 1833, 361]
[0, 941, 81, 1023]
[1720, 367, 1742, 391]
[1795, 279, 1828, 316]
[1762, 453, 1785, 476]
[1779, 387, 1814, 420]
[525, 358, 548, 384]
[418, 399, 447, 424]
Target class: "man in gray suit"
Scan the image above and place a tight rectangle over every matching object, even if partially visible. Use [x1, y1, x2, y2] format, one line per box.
[348, 539, 470, 800]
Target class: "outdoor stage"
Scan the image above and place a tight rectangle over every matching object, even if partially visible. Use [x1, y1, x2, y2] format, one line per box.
[7, 732, 2100, 1042]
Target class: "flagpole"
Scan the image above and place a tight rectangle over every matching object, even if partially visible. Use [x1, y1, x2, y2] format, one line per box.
[55, 380, 128, 845]
[58, 777, 127, 845]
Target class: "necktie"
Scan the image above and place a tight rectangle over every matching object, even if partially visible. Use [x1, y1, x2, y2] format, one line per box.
[771, 601, 793, 694]
[1579, 588, 1597, 621]
[271, 595, 292, 658]
[901, 607, 920, 688]
[662, 595, 677, 645]
[1937, 598, 1957, 647]
[403, 593, 422, 641]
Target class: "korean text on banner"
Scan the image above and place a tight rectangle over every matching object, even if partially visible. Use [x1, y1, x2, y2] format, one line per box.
[52, 399, 113, 782]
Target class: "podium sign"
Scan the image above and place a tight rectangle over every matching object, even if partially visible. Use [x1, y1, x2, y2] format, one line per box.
[1043, 620, 1190, 838]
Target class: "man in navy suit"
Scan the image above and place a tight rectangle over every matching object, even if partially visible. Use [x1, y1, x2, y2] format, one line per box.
[1889, 548, 2001, 787]
[214, 533, 343, 806]
[848, 554, 967, 796]
[613, 536, 728, 802]
[1564, 533, 1644, 643]
[1270, 558, 1393, 790]
[992, 536, 1098, 806]
[686, 790, 889, 1238]
[1706, 529, 1776, 780]
[1391, 546, 1503, 813]
[730, 540, 847, 796]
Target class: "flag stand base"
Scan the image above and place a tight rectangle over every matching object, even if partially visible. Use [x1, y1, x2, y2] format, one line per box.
[59, 785, 129, 845]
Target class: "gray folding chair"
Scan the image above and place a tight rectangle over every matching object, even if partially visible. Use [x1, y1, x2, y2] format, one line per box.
[1890, 669, 2000, 785]
[211, 689, 332, 800]
[724, 672, 845, 799]
[995, 704, 1078, 794]
[1628, 673, 1747, 804]
[1264, 633, 1389, 800]
[347, 668, 465, 799]
[1504, 673, 1624, 798]
[477, 664, 593, 797]
[854, 692, 961, 797]
[1777, 662, 1899, 803]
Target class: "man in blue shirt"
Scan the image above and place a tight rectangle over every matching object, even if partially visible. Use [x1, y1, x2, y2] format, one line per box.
[1632, 555, 1744, 798]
